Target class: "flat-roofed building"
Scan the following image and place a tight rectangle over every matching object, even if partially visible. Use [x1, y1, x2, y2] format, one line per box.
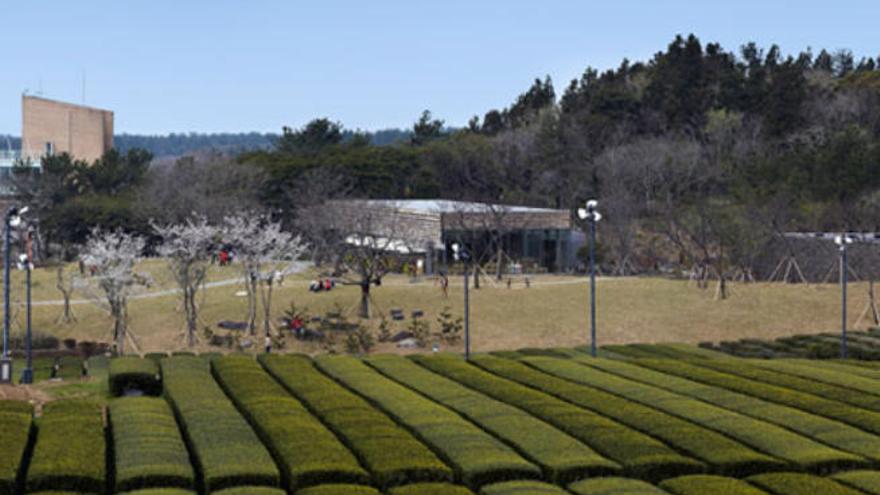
[21, 95, 113, 162]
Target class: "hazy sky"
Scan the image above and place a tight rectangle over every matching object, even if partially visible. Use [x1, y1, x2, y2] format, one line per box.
[1, 1, 878, 135]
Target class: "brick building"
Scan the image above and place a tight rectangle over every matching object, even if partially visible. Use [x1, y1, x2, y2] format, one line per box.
[20, 95, 113, 162]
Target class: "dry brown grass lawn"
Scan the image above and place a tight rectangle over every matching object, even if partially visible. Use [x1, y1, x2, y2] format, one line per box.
[12, 261, 875, 354]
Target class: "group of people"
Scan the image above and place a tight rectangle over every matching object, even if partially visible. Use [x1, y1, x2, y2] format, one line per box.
[309, 278, 336, 292]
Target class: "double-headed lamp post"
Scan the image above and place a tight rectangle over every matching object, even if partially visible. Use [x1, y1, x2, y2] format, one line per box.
[1, 206, 27, 384]
[577, 200, 602, 357]
[452, 242, 471, 359]
[835, 234, 854, 359]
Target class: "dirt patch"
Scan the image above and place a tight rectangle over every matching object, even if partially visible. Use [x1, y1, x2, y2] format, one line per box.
[0, 384, 51, 406]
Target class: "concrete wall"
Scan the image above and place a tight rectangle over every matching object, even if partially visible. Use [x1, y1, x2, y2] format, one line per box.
[21, 95, 113, 162]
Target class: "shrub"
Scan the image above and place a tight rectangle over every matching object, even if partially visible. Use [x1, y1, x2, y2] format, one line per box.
[314, 355, 541, 488]
[749, 359, 880, 396]
[26, 399, 104, 494]
[144, 353, 168, 363]
[831, 470, 880, 493]
[568, 477, 668, 494]
[412, 354, 704, 481]
[213, 487, 288, 495]
[294, 485, 380, 495]
[118, 490, 196, 495]
[659, 475, 769, 495]
[365, 355, 619, 484]
[260, 354, 452, 488]
[85, 355, 109, 378]
[747, 472, 863, 495]
[479, 480, 569, 494]
[211, 356, 367, 491]
[161, 356, 280, 493]
[56, 356, 83, 380]
[0, 401, 32, 495]
[110, 357, 161, 396]
[470, 355, 783, 476]
[109, 397, 195, 492]
[388, 482, 475, 495]
[532, 356, 867, 472]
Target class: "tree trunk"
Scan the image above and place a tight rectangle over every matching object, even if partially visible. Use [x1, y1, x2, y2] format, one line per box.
[246, 273, 258, 335]
[495, 243, 504, 281]
[473, 268, 480, 290]
[261, 278, 274, 339]
[359, 281, 371, 319]
[185, 285, 197, 348]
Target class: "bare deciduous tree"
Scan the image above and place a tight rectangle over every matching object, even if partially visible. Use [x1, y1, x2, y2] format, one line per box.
[55, 263, 80, 324]
[80, 228, 149, 354]
[152, 215, 219, 348]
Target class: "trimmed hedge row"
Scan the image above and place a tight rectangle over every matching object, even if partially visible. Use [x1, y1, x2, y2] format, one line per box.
[259, 354, 452, 487]
[748, 359, 880, 396]
[746, 472, 862, 495]
[531, 357, 866, 472]
[469, 355, 783, 476]
[212, 488, 288, 495]
[831, 470, 880, 494]
[110, 357, 161, 396]
[681, 358, 880, 411]
[632, 358, 880, 438]
[659, 475, 769, 495]
[26, 400, 105, 494]
[479, 481, 569, 495]
[314, 355, 541, 488]
[412, 354, 704, 481]
[211, 355, 368, 490]
[119, 490, 196, 495]
[0, 401, 32, 495]
[160, 356, 280, 493]
[109, 397, 195, 492]
[568, 477, 668, 494]
[366, 354, 619, 484]
[294, 485, 381, 495]
[388, 482, 476, 495]
[599, 357, 880, 463]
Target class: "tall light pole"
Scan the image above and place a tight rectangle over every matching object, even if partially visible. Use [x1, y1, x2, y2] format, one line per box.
[2, 206, 26, 384]
[19, 227, 34, 384]
[452, 243, 471, 359]
[835, 234, 854, 359]
[577, 200, 602, 357]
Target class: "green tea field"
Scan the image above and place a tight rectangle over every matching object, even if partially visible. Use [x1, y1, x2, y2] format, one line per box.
[6, 346, 880, 494]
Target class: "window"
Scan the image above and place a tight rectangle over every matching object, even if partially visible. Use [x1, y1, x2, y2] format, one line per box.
[45, 142, 54, 155]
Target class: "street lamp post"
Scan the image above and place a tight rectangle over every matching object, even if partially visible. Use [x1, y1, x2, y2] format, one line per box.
[835, 234, 854, 359]
[1, 206, 26, 384]
[577, 200, 602, 357]
[20, 227, 34, 384]
[452, 243, 471, 359]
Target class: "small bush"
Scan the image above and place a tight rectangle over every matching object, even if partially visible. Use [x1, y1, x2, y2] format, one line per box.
[479, 480, 569, 494]
[294, 485, 380, 495]
[568, 477, 668, 494]
[110, 357, 161, 396]
[213, 487, 288, 495]
[660, 475, 768, 495]
[389, 483, 475, 495]
[26, 399, 105, 494]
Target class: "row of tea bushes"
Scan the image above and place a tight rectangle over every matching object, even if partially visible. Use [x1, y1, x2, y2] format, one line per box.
[109, 397, 195, 492]
[259, 354, 453, 488]
[387, 482, 475, 495]
[529, 356, 866, 472]
[411, 354, 704, 481]
[365, 355, 619, 484]
[0, 401, 32, 494]
[109, 357, 161, 396]
[578, 357, 880, 464]
[568, 477, 667, 494]
[211, 356, 368, 491]
[160, 356, 280, 493]
[748, 359, 880, 396]
[26, 400, 105, 494]
[314, 355, 542, 488]
[746, 472, 863, 495]
[468, 355, 783, 476]
[630, 358, 880, 436]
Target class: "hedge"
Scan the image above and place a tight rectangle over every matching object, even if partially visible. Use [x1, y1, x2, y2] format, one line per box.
[469, 355, 783, 476]
[0, 401, 32, 495]
[748, 359, 880, 396]
[110, 357, 162, 396]
[531, 356, 866, 472]
[412, 354, 704, 481]
[109, 397, 195, 492]
[479, 480, 570, 495]
[314, 355, 541, 488]
[589, 360, 880, 469]
[160, 356, 280, 493]
[830, 470, 880, 494]
[746, 472, 863, 495]
[659, 475, 769, 495]
[25, 399, 105, 494]
[388, 482, 476, 495]
[259, 354, 452, 487]
[366, 354, 619, 484]
[212, 487, 288, 495]
[212, 356, 367, 490]
[568, 477, 669, 494]
[632, 358, 880, 438]
[682, 358, 880, 411]
[119, 490, 196, 495]
[294, 484, 382, 495]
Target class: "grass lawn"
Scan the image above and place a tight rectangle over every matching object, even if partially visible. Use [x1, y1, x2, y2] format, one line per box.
[10, 260, 874, 355]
